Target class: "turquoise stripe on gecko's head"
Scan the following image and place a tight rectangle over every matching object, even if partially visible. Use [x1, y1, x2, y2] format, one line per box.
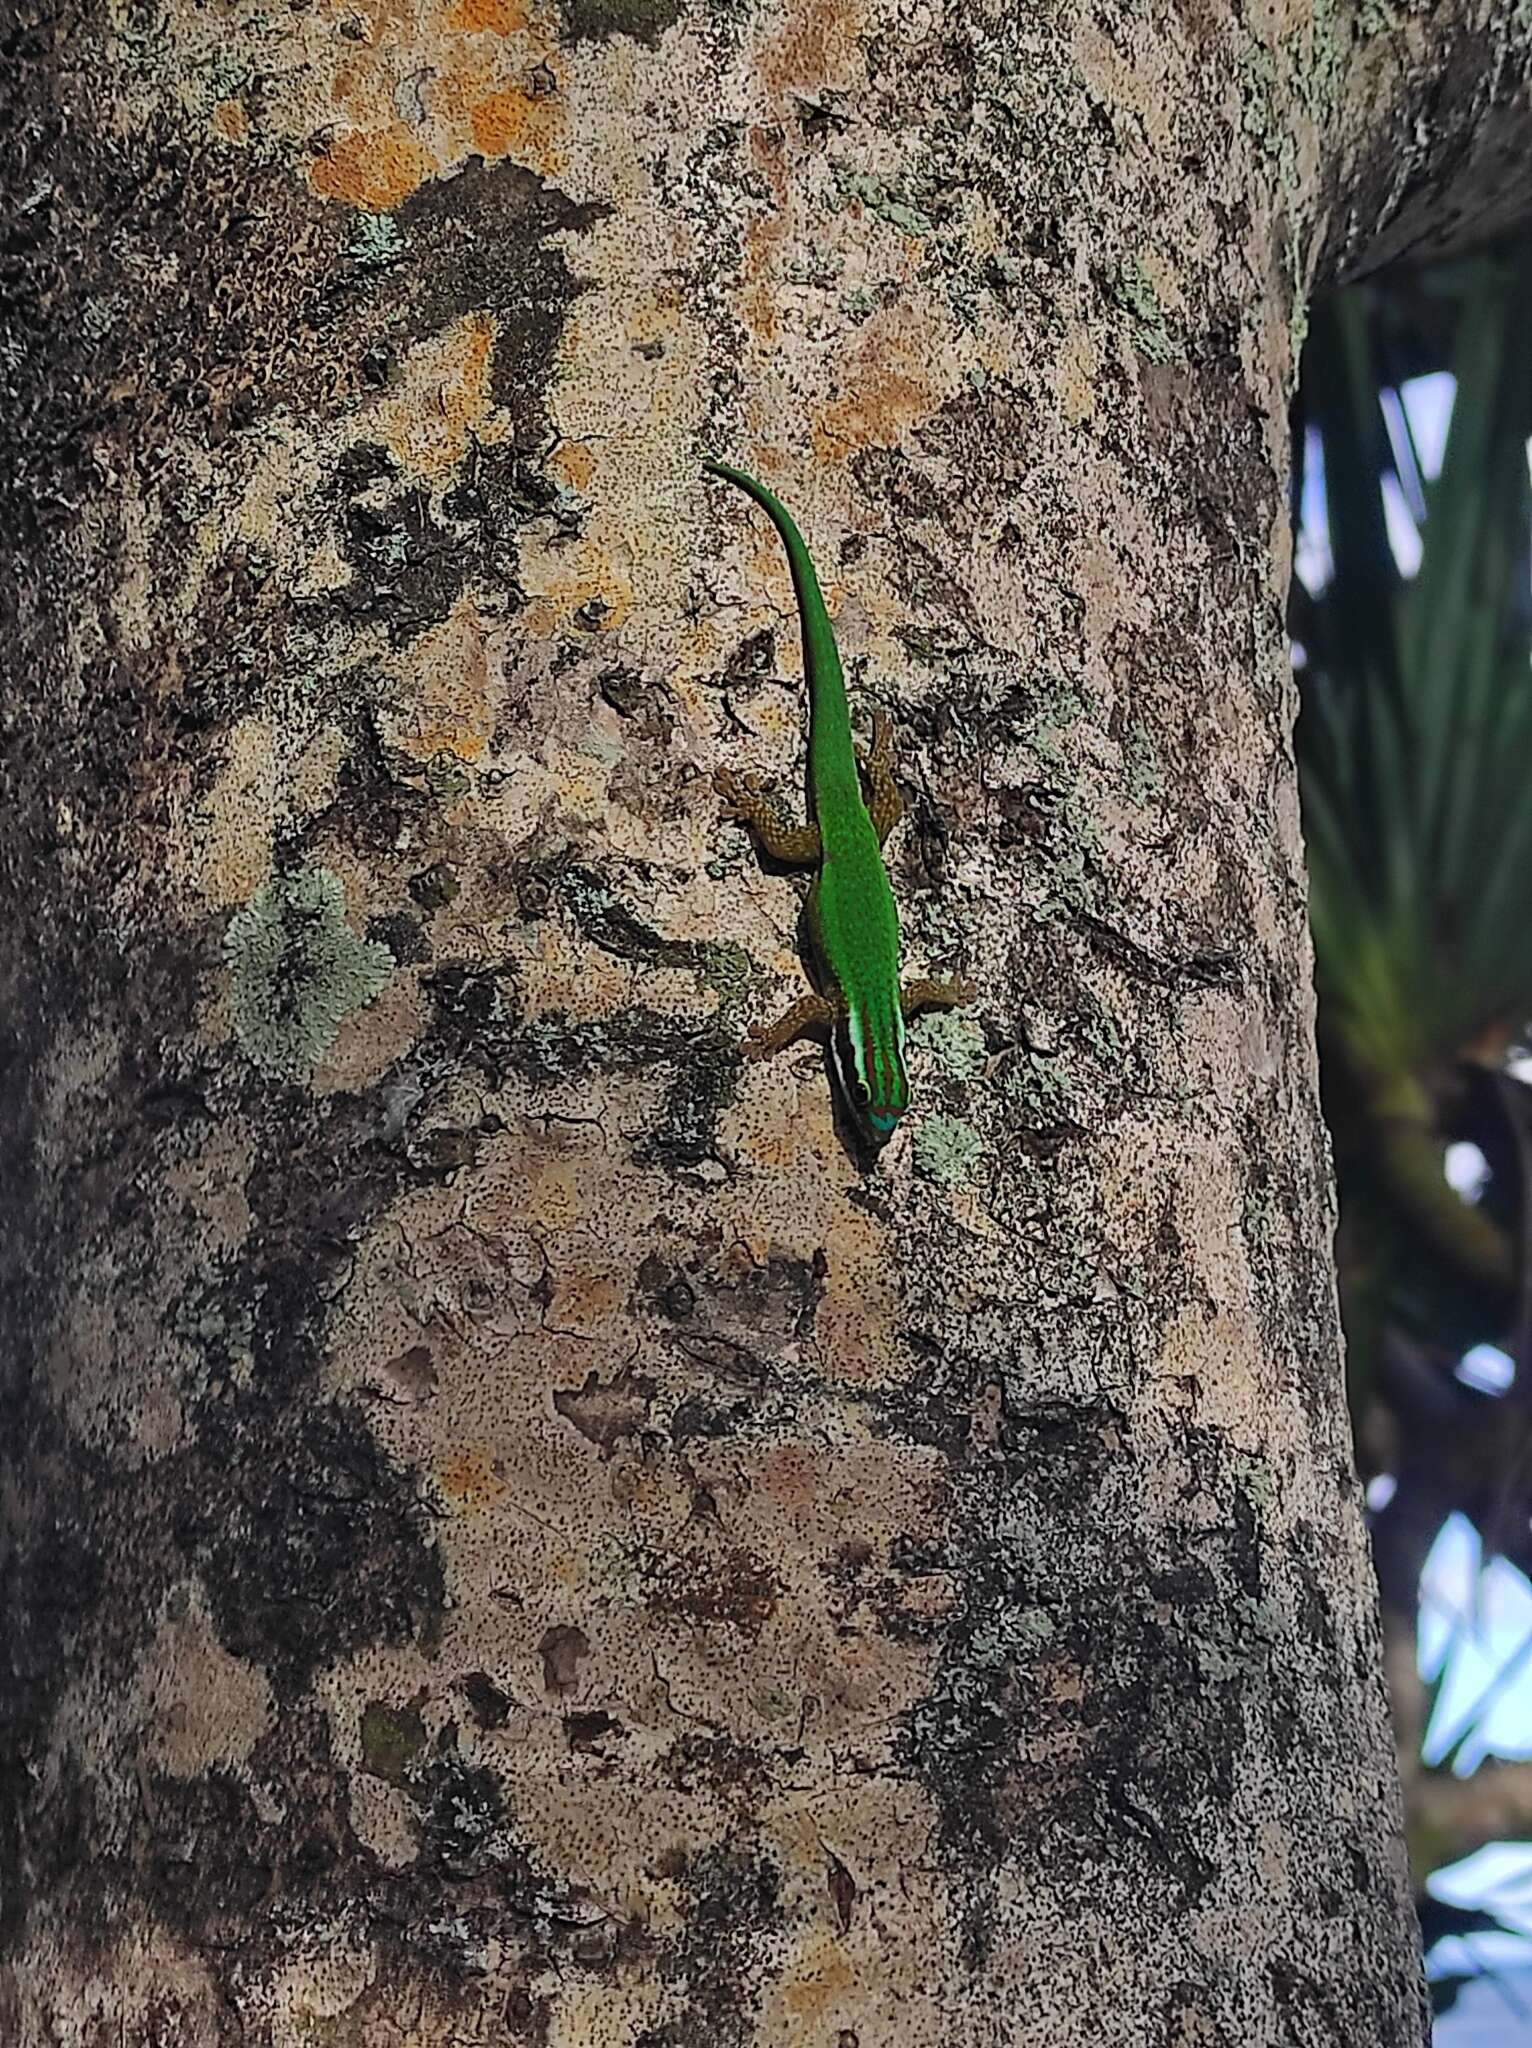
[840, 997, 910, 1143]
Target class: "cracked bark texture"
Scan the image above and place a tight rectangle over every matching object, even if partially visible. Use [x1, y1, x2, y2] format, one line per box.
[3, 1, 1529, 2042]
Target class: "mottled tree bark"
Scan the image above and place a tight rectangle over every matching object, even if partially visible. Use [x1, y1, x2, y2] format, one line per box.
[3, 2, 1528, 2041]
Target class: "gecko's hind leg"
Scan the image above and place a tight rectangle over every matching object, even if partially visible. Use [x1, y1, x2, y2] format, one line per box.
[900, 975, 977, 1017]
[862, 712, 904, 846]
[715, 768, 822, 866]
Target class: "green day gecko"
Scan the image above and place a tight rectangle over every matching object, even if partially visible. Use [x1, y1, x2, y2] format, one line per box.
[704, 458, 975, 1147]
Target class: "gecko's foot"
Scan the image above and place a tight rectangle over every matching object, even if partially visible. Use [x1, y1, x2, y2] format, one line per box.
[713, 765, 758, 817]
[900, 975, 977, 1016]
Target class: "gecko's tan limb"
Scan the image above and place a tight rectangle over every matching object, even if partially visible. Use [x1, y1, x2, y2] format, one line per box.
[715, 768, 822, 866]
[742, 989, 841, 1058]
[862, 711, 904, 846]
[900, 975, 977, 1017]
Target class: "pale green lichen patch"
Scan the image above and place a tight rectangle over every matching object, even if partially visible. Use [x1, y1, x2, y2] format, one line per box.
[833, 166, 934, 238]
[913, 1114, 984, 1185]
[1287, 234, 1312, 362]
[908, 1009, 987, 1081]
[1026, 678, 1086, 769]
[1122, 721, 1161, 803]
[1192, 1593, 1286, 1684]
[348, 213, 409, 271]
[1238, 38, 1279, 140]
[1293, 0, 1344, 123]
[1001, 1049, 1072, 1120]
[224, 867, 394, 1079]
[1112, 257, 1182, 365]
[1233, 1454, 1277, 1515]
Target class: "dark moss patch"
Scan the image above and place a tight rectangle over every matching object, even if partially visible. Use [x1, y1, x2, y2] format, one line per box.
[638, 1844, 783, 2047]
[900, 1393, 1282, 1957]
[668, 1394, 756, 1443]
[144, 1768, 274, 1941]
[598, 665, 676, 748]
[640, 1243, 823, 1373]
[362, 1700, 429, 1784]
[566, 1710, 624, 1752]
[556, 0, 688, 45]
[638, 1041, 741, 1171]
[553, 1366, 657, 1455]
[459, 1672, 513, 1729]
[416, 1753, 507, 1879]
[1139, 325, 1278, 560]
[177, 1394, 444, 1694]
[368, 909, 430, 965]
[409, 861, 461, 912]
[0, 1467, 115, 1952]
[664, 1732, 776, 1805]
[0, 115, 344, 542]
[397, 157, 606, 422]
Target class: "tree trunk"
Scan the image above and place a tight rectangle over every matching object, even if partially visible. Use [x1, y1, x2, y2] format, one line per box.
[3, 3, 1528, 2040]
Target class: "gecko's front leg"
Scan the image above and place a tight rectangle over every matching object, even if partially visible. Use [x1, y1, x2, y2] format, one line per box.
[714, 768, 822, 866]
[739, 988, 842, 1058]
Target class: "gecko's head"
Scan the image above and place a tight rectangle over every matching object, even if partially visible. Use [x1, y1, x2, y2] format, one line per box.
[836, 1001, 910, 1146]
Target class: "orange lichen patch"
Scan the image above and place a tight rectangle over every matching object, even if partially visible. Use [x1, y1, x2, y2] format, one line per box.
[811, 351, 936, 461]
[1073, 18, 1179, 160]
[739, 278, 779, 350]
[517, 541, 633, 637]
[549, 439, 596, 494]
[471, 1161, 584, 1237]
[397, 597, 498, 763]
[814, 1221, 902, 1386]
[374, 311, 509, 480]
[436, 1446, 506, 1511]
[329, 59, 403, 137]
[625, 282, 684, 354]
[736, 1437, 947, 1560]
[310, 123, 436, 212]
[448, 0, 527, 29]
[781, 1936, 855, 2018]
[210, 98, 250, 144]
[749, 1440, 824, 1517]
[748, 122, 789, 207]
[468, 80, 564, 175]
[542, 1245, 634, 1344]
[1056, 322, 1101, 428]
[736, 207, 788, 347]
[759, 0, 864, 100]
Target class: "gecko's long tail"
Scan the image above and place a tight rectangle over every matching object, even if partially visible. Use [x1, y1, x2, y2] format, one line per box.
[701, 456, 857, 803]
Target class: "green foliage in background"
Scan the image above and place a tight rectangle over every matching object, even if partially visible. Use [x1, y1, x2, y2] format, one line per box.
[1295, 247, 1532, 2017]
[1295, 254, 1532, 1412]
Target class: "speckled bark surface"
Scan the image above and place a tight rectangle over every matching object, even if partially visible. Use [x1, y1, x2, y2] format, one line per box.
[2, 2, 1528, 2041]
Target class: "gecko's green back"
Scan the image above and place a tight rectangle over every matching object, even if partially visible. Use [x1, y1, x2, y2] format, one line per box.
[705, 458, 910, 1133]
